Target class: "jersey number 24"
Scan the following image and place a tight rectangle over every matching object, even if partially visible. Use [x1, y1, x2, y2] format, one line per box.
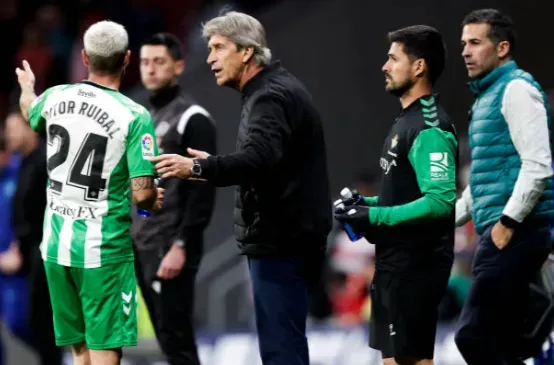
[47, 124, 108, 201]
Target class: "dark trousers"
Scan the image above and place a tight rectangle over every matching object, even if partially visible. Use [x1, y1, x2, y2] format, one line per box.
[455, 222, 551, 365]
[248, 252, 324, 365]
[134, 247, 200, 365]
[28, 248, 63, 365]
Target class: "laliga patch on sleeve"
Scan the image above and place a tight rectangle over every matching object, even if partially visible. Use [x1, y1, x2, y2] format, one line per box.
[141, 133, 155, 159]
[430, 152, 449, 181]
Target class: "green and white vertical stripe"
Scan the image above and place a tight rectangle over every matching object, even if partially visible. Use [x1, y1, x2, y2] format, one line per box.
[41, 211, 104, 268]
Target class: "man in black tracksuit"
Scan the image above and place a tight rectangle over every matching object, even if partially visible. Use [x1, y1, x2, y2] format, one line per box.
[335, 26, 457, 365]
[150, 12, 332, 365]
[131, 33, 216, 365]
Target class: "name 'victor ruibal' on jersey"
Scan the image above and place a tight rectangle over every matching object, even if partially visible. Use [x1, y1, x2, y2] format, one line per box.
[44, 98, 122, 139]
[28, 81, 158, 269]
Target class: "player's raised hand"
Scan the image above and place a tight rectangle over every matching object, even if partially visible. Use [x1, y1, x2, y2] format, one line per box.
[15, 60, 36, 91]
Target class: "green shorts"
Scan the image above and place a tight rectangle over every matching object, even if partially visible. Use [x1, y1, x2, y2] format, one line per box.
[44, 261, 138, 350]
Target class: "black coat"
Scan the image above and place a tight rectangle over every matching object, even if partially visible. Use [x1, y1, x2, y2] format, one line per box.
[199, 62, 332, 256]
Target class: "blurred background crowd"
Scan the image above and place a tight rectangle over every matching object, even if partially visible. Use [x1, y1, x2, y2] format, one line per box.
[0, 0, 552, 363]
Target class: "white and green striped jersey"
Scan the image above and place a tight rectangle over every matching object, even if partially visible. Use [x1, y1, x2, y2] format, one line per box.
[29, 81, 158, 268]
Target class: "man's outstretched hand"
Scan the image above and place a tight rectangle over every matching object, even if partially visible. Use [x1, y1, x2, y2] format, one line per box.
[151, 154, 194, 179]
[150, 148, 211, 180]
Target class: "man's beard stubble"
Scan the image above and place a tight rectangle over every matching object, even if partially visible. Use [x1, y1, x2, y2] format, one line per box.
[386, 77, 415, 98]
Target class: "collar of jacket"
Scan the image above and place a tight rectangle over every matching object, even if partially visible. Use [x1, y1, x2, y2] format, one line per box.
[149, 84, 181, 109]
[241, 61, 282, 99]
[398, 93, 439, 116]
[468, 60, 518, 96]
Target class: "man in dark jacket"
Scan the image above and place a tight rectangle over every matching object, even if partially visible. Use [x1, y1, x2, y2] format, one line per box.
[151, 11, 332, 365]
[131, 33, 217, 365]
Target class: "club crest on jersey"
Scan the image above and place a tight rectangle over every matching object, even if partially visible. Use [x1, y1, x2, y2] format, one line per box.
[141, 133, 154, 159]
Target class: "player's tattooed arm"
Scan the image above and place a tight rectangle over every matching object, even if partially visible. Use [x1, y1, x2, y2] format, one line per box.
[131, 176, 156, 191]
[131, 176, 158, 210]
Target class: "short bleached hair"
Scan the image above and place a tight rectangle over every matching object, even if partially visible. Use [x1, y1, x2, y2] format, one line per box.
[202, 11, 272, 66]
[83, 20, 129, 74]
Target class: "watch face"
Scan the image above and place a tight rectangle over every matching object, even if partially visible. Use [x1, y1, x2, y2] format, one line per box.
[192, 165, 201, 174]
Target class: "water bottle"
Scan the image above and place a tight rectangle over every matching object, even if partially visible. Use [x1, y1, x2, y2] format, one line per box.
[137, 178, 160, 218]
[334, 187, 364, 242]
[340, 187, 364, 206]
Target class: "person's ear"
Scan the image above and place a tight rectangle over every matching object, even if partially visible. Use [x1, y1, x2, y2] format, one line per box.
[497, 40, 511, 59]
[241, 47, 255, 64]
[174, 60, 185, 76]
[414, 58, 426, 78]
[81, 49, 89, 68]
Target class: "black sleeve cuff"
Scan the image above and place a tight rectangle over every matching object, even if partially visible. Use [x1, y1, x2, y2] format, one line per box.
[500, 215, 520, 229]
[198, 157, 213, 179]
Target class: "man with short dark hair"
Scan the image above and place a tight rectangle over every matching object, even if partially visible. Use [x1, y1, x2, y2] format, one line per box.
[454, 9, 553, 364]
[132, 32, 216, 365]
[334, 25, 458, 365]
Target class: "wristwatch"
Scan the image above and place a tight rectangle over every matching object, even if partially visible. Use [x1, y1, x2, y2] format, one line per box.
[190, 159, 202, 178]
